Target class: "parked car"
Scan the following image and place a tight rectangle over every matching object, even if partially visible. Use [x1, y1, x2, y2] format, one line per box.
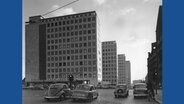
[133, 83, 148, 98]
[72, 84, 98, 101]
[44, 83, 72, 101]
[114, 84, 129, 98]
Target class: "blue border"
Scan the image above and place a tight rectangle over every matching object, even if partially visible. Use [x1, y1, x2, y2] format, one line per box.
[163, 0, 184, 104]
[0, 0, 184, 104]
[0, 0, 22, 103]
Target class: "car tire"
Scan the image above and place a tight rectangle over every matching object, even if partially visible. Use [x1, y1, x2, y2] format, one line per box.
[115, 95, 118, 98]
[126, 92, 129, 97]
[59, 94, 65, 101]
[45, 98, 50, 102]
[95, 93, 98, 99]
[73, 98, 77, 101]
[88, 94, 93, 102]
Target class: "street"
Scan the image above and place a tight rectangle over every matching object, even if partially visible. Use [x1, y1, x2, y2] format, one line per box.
[23, 89, 157, 104]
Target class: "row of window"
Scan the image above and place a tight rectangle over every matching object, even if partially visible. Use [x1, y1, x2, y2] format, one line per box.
[102, 57, 116, 60]
[47, 60, 97, 67]
[47, 48, 96, 56]
[47, 73, 96, 79]
[102, 53, 116, 56]
[102, 49, 116, 52]
[102, 80, 117, 83]
[102, 68, 117, 71]
[47, 35, 96, 43]
[47, 30, 96, 38]
[47, 43, 96, 50]
[102, 60, 116, 63]
[47, 67, 96, 73]
[42, 12, 95, 22]
[47, 17, 96, 27]
[47, 23, 96, 33]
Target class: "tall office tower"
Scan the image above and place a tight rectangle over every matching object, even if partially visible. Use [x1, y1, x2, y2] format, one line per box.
[118, 54, 126, 84]
[102, 41, 117, 85]
[118, 54, 131, 87]
[25, 11, 102, 86]
[125, 61, 131, 87]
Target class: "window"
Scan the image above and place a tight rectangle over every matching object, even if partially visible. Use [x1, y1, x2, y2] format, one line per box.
[84, 74, 87, 78]
[80, 61, 83, 65]
[84, 55, 87, 59]
[79, 18, 82, 23]
[47, 69, 50, 72]
[88, 24, 91, 28]
[92, 17, 96, 21]
[88, 73, 92, 78]
[83, 18, 86, 22]
[88, 17, 92, 21]
[88, 30, 91, 34]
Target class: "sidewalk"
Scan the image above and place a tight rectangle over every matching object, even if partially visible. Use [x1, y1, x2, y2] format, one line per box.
[154, 89, 162, 104]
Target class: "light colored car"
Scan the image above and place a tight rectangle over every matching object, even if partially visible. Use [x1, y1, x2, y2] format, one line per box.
[133, 83, 148, 98]
[44, 83, 72, 101]
[114, 84, 129, 98]
[72, 84, 98, 101]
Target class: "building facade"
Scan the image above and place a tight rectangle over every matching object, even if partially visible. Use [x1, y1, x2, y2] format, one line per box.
[118, 54, 131, 87]
[147, 6, 162, 88]
[117, 54, 126, 84]
[125, 61, 131, 87]
[102, 41, 117, 85]
[25, 11, 102, 86]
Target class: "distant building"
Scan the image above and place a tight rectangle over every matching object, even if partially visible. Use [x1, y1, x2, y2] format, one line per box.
[117, 54, 126, 84]
[118, 54, 131, 87]
[25, 11, 102, 86]
[125, 61, 131, 87]
[147, 6, 162, 88]
[102, 41, 117, 85]
[133, 80, 145, 85]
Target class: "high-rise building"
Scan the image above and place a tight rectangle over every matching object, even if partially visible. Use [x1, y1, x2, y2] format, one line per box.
[118, 54, 131, 87]
[118, 54, 126, 84]
[102, 41, 117, 85]
[25, 11, 102, 86]
[147, 5, 162, 88]
[125, 61, 131, 87]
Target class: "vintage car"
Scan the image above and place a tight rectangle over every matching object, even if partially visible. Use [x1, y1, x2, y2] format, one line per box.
[133, 83, 148, 98]
[72, 84, 98, 101]
[114, 84, 129, 98]
[44, 83, 72, 101]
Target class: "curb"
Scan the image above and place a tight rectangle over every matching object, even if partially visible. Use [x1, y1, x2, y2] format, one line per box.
[153, 98, 161, 104]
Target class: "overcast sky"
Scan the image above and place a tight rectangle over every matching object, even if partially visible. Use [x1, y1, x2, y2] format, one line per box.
[22, 0, 162, 82]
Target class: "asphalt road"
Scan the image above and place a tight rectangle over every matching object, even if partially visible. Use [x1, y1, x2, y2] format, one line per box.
[23, 89, 157, 104]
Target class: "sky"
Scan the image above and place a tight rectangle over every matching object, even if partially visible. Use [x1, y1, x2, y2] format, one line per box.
[22, 0, 162, 82]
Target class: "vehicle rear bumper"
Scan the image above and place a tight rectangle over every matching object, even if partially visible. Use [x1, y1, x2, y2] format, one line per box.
[114, 92, 127, 96]
[72, 96, 89, 100]
[44, 96, 60, 99]
[134, 93, 148, 97]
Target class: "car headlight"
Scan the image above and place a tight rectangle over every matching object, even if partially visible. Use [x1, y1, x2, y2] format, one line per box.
[44, 91, 48, 96]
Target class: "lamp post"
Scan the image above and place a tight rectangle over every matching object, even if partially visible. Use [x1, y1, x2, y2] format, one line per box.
[155, 72, 158, 94]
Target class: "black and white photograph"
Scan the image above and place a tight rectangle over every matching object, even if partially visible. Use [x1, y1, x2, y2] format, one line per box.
[22, 0, 162, 104]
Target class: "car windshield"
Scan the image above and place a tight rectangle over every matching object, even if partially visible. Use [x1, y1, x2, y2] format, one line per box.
[134, 84, 146, 88]
[50, 84, 63, 89]
[76, 85, 90, 90]
[117, 85, 127, 88]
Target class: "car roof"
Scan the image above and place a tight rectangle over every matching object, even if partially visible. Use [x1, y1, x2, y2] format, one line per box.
[77, 84, 93, 87]
[50, 83, 67, 86]
[117, 84, 127, 86]
[134, 83, 146, 86]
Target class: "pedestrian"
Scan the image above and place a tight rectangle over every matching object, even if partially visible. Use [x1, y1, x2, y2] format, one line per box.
[147, 82, 155, 101]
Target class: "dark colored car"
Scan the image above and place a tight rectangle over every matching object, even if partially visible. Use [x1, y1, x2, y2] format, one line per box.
[114, 84, 129, 98]
[133, 83, 148, 98]
[72, 84, 98, 101]
[44, 83, 72, 101]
